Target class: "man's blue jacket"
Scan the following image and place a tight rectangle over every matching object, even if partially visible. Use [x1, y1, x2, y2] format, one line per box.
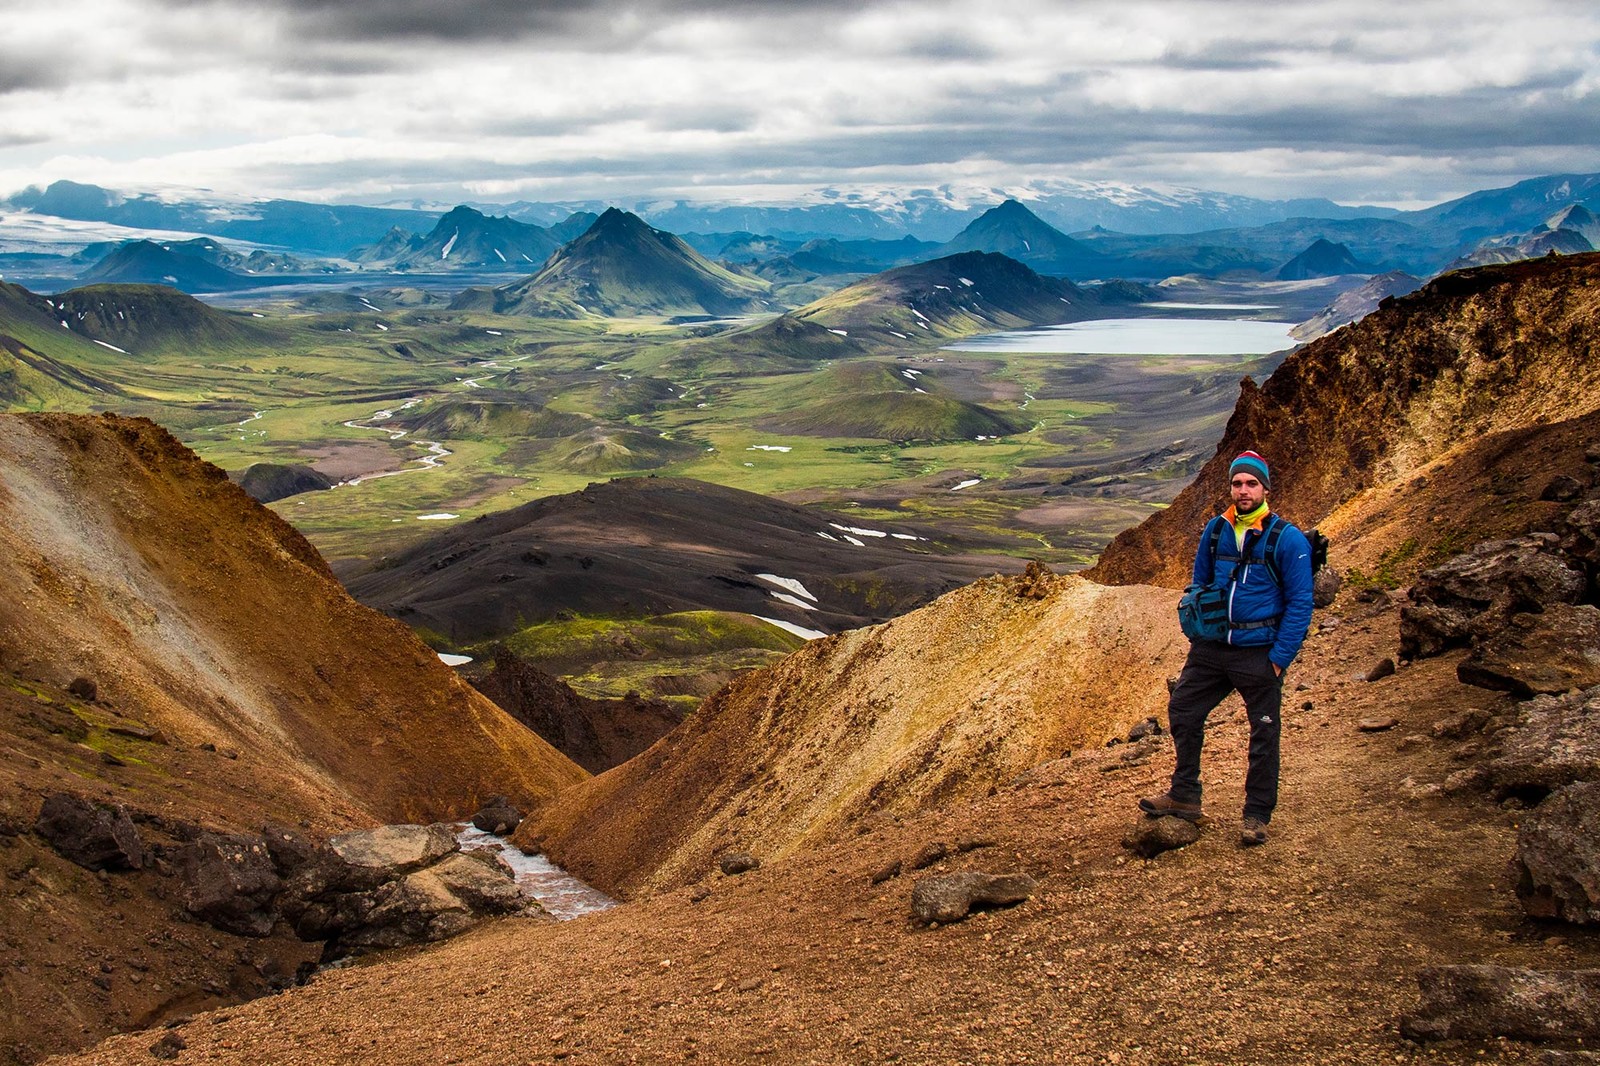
[1191, 510, 1315, 670]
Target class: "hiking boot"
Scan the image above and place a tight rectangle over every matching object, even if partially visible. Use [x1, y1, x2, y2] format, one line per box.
[1138, 793, 1203, 822]
[1240, 817, 1269, 846]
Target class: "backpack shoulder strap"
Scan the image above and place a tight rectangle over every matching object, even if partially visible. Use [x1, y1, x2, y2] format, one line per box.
[1205, 516, 1228, 564]
[1261, 515, 1289, 585]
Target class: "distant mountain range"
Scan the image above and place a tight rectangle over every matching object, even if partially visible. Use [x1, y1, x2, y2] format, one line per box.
[6, 172, 1600, 293]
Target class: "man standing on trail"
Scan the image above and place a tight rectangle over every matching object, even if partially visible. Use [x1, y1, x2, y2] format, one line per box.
[1139, 450, 1314, 846]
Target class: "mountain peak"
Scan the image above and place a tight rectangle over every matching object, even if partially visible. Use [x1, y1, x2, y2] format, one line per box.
[936, 200, 1103, 277]
[468, 210, 771, 318]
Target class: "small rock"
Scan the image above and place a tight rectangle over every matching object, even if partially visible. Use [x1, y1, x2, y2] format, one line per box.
[1014, 560, 1055, 600]
[469, 796, 524, 836]
[687, 885, 710, 903]
[1541, 474, 1588, 502]
[1312, 567, 1343, 608]
[869, 859, 903, 885]
[1365, 658, 1396, 682]
[1121, 816, 1201, 858]
[910, 871, 1036, 924]
[149, 1032, 186, 1059]
[908, 842, 950, 871]
[1432, 709, 1491, 740]
[1446, 768, 1491, 793]
[1126, 717, 1162, 742]
[66, 677, 98, 702]
[1357, 717, 1399, 732]
[736, 977, 763, 993]
[718, 852, 759, 876]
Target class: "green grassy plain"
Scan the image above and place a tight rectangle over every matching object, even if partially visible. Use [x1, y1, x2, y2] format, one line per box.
[5, 288, 1278, 574]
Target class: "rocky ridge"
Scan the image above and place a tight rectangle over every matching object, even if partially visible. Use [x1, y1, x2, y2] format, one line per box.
[1090, 252, 1600, 590]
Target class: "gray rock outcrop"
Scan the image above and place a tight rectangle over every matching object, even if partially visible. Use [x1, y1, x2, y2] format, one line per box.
[1515, 781, 1600, 924]
[1487, 685, 1600, 798]
[327, 823, 458, 873]
[1400, 964, 1600, 1041]
[1458, 605, 1600, 697]
[164, 820, 532, 960]
[1400, 535, 1586, 660]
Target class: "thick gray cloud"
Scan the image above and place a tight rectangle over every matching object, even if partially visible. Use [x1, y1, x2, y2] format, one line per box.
[2, 0, 1598, 209]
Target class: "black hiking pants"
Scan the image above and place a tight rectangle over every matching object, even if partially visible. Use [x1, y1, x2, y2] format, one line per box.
[1165, 640, 1283, 823]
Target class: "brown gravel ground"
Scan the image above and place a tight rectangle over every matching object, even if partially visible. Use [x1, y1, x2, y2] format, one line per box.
[48, 594, 1600, 1066]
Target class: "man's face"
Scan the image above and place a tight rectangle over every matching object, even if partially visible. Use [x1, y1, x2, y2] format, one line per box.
[1230, 472, 1266, 512]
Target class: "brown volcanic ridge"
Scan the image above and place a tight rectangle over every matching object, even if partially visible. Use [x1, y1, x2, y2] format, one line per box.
[0, 413, 584, 1063]
[342, 475, 1020, 644]
[34, 253, 1600, 1066]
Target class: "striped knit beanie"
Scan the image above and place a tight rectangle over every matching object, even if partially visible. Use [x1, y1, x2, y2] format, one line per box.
[1229, 450, 1271, 489]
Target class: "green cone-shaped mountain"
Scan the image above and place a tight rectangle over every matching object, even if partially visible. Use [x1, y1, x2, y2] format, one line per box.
[461, 208, 773, 318]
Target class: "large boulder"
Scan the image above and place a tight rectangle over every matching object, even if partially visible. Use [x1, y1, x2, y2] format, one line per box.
[328, 823, 458, 873]
[1401, 536, 1587, 660]
[1457, 604, 1600, 697]
[33, 793, 146, 871]
[179, 832, 284, 937]
[1515, 782, 1600, 924]
[334, 851, 525, 955]
[1400, 965, 1600, 1041]
[1487, 685, 1600, 799]
[909, 871, 1037, 924]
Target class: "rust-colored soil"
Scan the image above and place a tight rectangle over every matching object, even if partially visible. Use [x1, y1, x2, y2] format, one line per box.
[0, 413, 585, 1063]
[525, 571, 1190, 897]
[47, 597, 1599, 1066]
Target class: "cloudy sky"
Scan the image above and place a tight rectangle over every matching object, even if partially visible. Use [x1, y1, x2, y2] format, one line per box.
[3, 0, 1598, 209]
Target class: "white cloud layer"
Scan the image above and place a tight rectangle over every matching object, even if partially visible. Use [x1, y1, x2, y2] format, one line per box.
[1, 0, 1597, 207]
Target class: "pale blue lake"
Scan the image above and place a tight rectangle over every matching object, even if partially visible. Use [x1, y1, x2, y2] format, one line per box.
[942, 317, 1297, 356]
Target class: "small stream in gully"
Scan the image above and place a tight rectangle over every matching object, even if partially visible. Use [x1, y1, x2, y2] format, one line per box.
[454, 824, 616, 920]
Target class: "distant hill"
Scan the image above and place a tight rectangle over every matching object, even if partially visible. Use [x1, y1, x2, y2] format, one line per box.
[455, 208, 774, 318]
[232, 462, 335, 503]
[1291, 269, 1423, 341]
[391, 396, 702, 475]
[383, 206, 559, 271]
[342, 475, 1015, 644]
[162, 237, 330, 276]
[760, 362, 1031, 442]
[0, 282, 136, 405]
[787, 235, 940, 274]
[48, 283, 278, 357]
[1444, 202, 1599, 272]
[771, 250, 1099, 350]
[1405, 172, 1600, 238]
[934, 199, 1107, 278]
[1445, 228, 1594, 272]
[79, 240, 251, 292]
[1275, 238, 1367, 280]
